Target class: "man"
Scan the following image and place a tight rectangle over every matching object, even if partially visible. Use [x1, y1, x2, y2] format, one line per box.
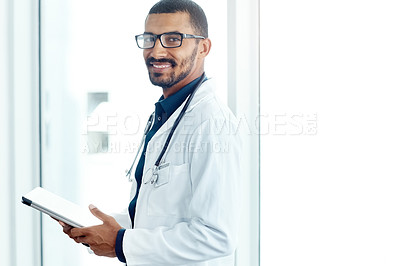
[60, 0, 241, 265]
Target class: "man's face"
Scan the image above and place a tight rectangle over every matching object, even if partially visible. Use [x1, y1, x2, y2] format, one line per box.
[143, 12, 201, 90]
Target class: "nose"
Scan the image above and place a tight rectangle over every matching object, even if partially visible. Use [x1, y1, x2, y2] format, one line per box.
[149, 37, 167, 58]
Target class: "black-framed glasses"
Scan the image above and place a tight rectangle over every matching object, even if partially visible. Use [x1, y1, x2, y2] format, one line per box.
[135, 32, 205, 49]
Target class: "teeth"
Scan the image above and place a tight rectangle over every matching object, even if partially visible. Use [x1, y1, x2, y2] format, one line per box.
[152, 64, 170, 69]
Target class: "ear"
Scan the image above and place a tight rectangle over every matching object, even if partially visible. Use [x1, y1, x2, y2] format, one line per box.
[198, 38, 212, 59]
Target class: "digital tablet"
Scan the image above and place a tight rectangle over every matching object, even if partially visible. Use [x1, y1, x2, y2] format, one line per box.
[22, 187, 102, 228]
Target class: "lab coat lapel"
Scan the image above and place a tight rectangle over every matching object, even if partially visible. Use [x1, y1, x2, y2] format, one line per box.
[150, 79, 214, 139]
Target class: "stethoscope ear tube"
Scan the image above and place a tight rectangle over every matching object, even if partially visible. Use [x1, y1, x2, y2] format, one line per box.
[125, 112, 155, 181]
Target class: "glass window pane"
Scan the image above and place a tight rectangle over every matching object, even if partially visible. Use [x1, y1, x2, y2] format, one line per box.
[41, 1, 227, 265]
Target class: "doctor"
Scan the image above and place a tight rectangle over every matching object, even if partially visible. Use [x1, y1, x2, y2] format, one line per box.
[60, 0, 242, 265]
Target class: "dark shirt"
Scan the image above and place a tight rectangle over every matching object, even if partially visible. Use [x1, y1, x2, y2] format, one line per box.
[115, 75, 204, 263]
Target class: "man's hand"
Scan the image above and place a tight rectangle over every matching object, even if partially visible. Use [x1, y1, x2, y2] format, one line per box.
[59, 204, 122, 257]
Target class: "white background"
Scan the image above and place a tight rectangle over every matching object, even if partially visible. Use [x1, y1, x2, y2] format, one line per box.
[260, 0, 400, 265]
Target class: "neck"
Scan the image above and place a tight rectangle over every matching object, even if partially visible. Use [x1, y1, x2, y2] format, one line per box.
[162, 69, 204, 98]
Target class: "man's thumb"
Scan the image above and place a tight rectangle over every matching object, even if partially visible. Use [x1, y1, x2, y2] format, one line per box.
[89, 204, 108, 221]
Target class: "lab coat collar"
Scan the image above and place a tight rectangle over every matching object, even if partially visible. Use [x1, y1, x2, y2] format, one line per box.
[157, 76, 202, 119]
[150, 78, 215, 139]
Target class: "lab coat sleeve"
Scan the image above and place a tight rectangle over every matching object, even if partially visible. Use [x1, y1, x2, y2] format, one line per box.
[122, 118, 242, 265]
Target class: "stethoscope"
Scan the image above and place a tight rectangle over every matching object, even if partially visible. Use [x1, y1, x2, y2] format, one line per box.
[125, 73, 207, 184]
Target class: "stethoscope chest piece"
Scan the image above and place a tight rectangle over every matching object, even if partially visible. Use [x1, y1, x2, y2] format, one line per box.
[143, 168, 154, 185]
[143, 163, 170, 186]
[150, 165, 159, 185]
[150, 173, 158, 185]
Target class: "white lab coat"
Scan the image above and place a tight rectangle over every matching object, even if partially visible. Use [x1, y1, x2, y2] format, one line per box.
[113, 79, 242, 266]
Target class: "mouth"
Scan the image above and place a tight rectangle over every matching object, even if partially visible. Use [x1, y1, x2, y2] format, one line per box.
[151, 62, 172, 70]
[146, 58, 176, 73]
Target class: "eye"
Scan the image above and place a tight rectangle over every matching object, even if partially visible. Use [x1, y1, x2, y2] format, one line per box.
[167, 37, 180, 42]
[163, 34, 181, 44]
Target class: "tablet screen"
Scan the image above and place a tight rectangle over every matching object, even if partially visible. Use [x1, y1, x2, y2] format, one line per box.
[22, 187, 102, 228]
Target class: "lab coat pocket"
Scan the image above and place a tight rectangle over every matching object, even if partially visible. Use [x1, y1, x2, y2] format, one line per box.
[148, 163, 191, 218]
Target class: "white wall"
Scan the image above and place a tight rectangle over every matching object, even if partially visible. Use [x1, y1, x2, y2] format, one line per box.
[0, 0, 41, 265]
[261, 1, 400, 265]
[0, 0, 15, 264]
[228, 0, 260, 265]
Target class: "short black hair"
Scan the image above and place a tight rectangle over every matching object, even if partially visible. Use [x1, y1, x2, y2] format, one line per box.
[148, 0, 208, 38]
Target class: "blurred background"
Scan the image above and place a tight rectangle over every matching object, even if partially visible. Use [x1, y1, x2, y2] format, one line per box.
[1, 0, 400, 266]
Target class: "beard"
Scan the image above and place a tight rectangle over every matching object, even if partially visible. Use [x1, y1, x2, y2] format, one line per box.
[146, 46, 198, 89]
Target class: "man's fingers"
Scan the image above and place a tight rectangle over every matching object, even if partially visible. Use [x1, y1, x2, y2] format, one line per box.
[62, 226, 69, 234]
[73, 236, 87, 244]
[89, 204, 109, 222]
[59, 221, 66, 227]
[59, 221, 74, 236]
[70, 227, 88, 238]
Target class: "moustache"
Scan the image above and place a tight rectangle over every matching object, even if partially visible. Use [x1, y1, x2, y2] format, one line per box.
[146, 57, 177, 67]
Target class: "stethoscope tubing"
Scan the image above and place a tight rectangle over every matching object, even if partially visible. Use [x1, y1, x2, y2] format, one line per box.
[154, 72, 206, 167]
[125, 112, 154, 181]
[125, 72, 206, 183]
